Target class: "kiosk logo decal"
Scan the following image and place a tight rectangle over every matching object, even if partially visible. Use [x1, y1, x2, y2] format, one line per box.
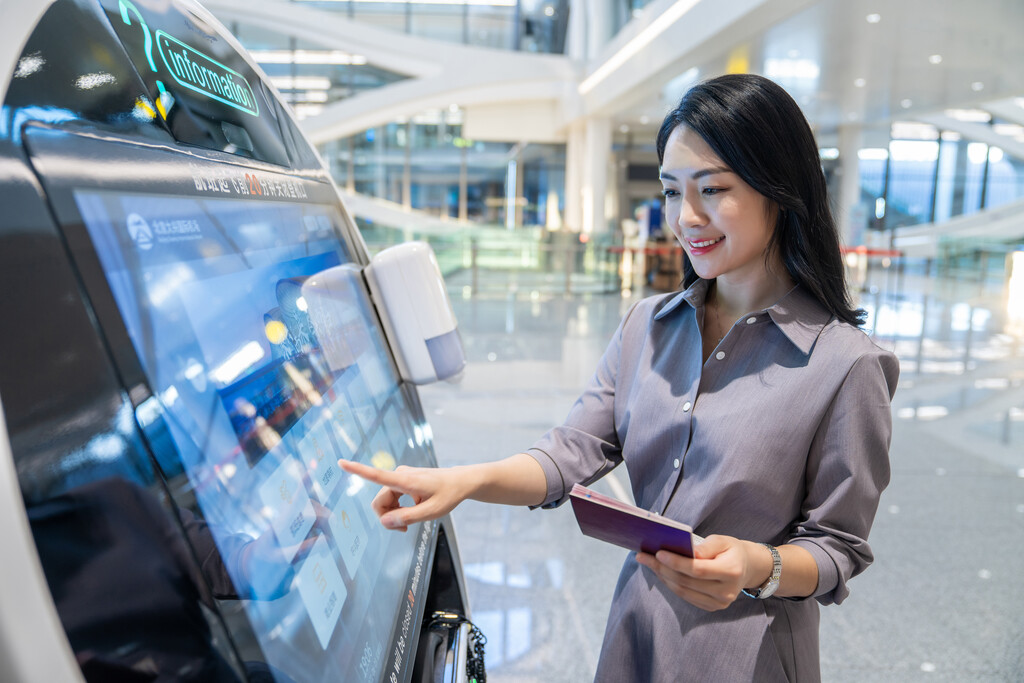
[156, 30, 259, 117]
[127, 213, 154, 250]
[126, 212, 203, 249]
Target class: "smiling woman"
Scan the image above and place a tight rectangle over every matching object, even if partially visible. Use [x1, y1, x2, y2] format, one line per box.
[659, 125, 786, 357]
[344, 73, 899, 683]
[656, 74, 862, 330]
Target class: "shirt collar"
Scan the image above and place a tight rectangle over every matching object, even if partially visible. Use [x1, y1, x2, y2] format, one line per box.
[653, 278, 833, 356]
[652, 279, 707, 321]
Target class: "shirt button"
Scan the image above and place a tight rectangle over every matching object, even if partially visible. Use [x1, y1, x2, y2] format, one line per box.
[673, 458, 680, 469]
[682, 401, 692, 412]
[715, 351, 726, 360]
[746, 317, 757, 324]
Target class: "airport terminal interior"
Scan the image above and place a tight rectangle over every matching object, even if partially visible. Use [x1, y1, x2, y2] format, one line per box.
[5, 0, 1024, 680]
[173, 0, 1024, 680]
[191, 0, 1024, 679]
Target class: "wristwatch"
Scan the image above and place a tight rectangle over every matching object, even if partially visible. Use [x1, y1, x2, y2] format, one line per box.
[742, 543, 781, 599]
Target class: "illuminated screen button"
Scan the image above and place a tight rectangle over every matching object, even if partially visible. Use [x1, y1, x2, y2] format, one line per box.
[258, 456, 316, 561]
[295, 536, 347, 650]
[328, 503, 369, 577]
[370, 450, 395, 471]
[299, 421, 344, 502]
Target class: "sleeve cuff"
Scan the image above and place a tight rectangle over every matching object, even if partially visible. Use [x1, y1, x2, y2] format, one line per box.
[789, 537, 845, 605]
[525, 448, 568, 509]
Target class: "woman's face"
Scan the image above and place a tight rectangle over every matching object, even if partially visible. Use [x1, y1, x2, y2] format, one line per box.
[660, 125, 779, 285]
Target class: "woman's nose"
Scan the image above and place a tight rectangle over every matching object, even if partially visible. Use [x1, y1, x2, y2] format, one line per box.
[679, 195, 705, 228]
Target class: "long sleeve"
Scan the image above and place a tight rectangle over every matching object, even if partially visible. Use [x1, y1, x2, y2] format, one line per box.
[788, 349, 900, 605]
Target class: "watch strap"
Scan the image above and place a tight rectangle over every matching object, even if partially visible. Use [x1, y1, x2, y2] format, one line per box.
[742, 543, 781, 599]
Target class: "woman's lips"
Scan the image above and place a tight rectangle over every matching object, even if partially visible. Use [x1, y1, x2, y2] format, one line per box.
[687, 235, 724, 255]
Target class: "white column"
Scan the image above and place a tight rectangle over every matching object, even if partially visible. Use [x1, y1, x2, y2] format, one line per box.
[564, 120, 585, 232]
[837, 124, 866, 246]
[582, 117, 612, 234]
[565, 117, 612, 234]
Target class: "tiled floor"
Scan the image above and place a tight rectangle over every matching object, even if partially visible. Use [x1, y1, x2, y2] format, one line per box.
[418, 264, 1024, 682]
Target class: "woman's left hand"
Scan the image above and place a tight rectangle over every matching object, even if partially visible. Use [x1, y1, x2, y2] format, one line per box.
[636, 535, 764, 611]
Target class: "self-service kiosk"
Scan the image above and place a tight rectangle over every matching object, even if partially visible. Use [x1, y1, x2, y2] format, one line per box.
[0, 1, 473, 681]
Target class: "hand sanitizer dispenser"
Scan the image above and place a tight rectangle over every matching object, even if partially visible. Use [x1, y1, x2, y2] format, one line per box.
[363, 242, 466, 384]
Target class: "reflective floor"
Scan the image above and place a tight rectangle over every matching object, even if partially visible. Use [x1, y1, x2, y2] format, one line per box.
[418, 263, 1024, 682]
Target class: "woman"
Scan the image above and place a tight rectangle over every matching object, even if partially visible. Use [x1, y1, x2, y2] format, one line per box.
[341, 74, 898, 682]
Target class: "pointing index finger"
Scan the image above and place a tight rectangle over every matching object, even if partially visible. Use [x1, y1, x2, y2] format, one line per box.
[338, 459, 405, 490]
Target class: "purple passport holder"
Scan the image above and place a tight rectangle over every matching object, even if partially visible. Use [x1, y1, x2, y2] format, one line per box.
[569, 483, 696, 557]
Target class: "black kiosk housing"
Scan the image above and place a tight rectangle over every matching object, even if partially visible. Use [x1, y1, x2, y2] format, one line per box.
[0, 1, 470, 681]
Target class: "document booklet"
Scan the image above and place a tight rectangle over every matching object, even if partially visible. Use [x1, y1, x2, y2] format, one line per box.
[569, 483, 703, 557]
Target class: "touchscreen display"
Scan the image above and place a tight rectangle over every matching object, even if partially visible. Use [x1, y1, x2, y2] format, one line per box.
[74, 189, 431, 682]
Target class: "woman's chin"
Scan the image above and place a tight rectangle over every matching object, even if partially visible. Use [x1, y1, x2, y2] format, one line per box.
[689, 263, 718, 280]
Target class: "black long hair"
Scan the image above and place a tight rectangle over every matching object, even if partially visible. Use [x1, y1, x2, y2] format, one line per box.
[656, 73, 865, 327]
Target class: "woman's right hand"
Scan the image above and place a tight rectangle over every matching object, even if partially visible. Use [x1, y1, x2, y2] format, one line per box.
[338, 459, 472, 532]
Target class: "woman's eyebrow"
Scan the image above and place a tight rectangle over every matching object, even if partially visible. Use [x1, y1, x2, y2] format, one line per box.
[659, 166, 732, 181]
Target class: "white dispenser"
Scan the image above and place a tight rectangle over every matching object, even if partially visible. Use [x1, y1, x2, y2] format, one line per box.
[363, 242, 466, 384]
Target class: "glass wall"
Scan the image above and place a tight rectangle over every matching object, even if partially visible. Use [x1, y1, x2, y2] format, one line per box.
[320, 112, 566, 230]
[610, 0, 657, 35]
[231, 24, 408, 120]
[293, 0, 570, 54]
[858, 121, 1024, 234]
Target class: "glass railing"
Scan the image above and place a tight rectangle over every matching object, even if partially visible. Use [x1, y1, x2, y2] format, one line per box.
[357, 219, 630, 295]
[291, 0, 570, 54]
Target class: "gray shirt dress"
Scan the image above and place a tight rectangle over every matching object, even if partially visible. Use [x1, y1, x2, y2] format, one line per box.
[526, 279, 899, 682]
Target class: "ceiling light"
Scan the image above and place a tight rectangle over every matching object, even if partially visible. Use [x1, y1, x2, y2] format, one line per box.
[866, 13, 881, 23]
[993, 123, 1024, 137]
[944, 108, 991, 123]
[639, 115, 650, 125]
[284, 90, 329, 103]
[900, 99, 913, 108]
[818, 147, 839, 160]
[293, 104, 325, 120]
[890, 140, 939, 162]
[544, 5, 554, 16]
[269, 76, 332, 90]
[891, 121, 938, 140]
[619, 125, 630, 133]
[764, 58, 820, 80]
[928, 54, 942, 64]
[858, 148, 889, 161]
[940, 131, 961, 141]
[412, 110, 444, 125]
[971, 81, 984, 91]
[854, 78, 866, 88]
[251, 49, 366, 65]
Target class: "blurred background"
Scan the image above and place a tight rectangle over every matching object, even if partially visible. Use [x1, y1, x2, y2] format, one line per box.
[200, 0, 1023, 679]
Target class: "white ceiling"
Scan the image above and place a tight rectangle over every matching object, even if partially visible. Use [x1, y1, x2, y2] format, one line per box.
[612, 0, 1024, 147]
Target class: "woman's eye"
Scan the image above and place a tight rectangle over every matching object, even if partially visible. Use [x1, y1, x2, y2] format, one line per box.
[661, 188, 679, 198]
[701, 187, 724, 196]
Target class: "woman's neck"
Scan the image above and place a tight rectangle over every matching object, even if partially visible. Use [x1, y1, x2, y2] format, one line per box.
[710, 270, 795, 321]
